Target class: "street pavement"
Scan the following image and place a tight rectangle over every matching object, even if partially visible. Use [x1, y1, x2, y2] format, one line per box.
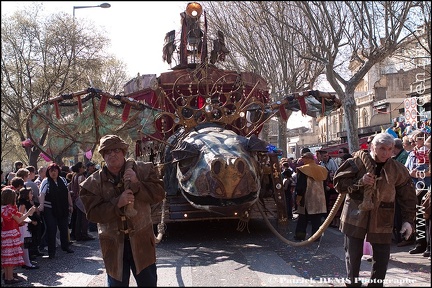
[2, 219, 430, 287]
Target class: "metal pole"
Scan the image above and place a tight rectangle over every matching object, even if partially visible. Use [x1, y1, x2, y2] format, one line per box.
[71, 3, 110, 162]
[72, 3, 111, 87]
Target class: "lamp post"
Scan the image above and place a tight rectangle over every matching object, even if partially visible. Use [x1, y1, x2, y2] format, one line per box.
[72, 2, 110, 163]
[72, 2, 111, 87]
[73, 2, 111, 18]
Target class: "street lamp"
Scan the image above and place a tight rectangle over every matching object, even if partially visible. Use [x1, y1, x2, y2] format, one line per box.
[71, 2, 110, 162]
[73, 2, 111, 18]
[71, 2, 110, 88]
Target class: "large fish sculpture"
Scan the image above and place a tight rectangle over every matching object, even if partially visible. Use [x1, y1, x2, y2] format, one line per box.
[26, 2, 341, 241]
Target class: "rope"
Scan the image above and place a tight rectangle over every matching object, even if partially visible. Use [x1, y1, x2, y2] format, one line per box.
[236, 209, 251, 233]
[155, 197, 167, 244]
[259, 149, 378, 246]
[123, 159, 138, 218]
[236, 219, 250, 233]
[258, 193, 345, 247]
[356, 150, 375, 211]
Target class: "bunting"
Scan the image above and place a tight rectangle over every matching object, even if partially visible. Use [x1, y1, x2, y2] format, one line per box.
[54, 101, 60, 119]
[100, 95, 108, 113]
[122, 104, 131, 122]
[297, 95, 307, 116]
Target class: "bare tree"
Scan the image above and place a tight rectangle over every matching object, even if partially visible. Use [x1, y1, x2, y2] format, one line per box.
[0, 123, 28, 171]
[204, 1, 326, 156]
[408, 1, 431, 56]
[1, 4, 128, 167]
[204, 1, 429, 153]
[285, 1, 429, 151]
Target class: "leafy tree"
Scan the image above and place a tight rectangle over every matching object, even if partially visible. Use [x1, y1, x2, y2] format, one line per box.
[1, 4, 129, 167]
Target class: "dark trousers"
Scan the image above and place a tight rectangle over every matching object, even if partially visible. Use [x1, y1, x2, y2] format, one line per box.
[106, 240, 157, 287]
[344, 235, 390, 287]
[75, 208, 90, 240]
[39, 214, 47, 250]
[69, 204, 78, 238]
[295, 211, 324, 240]
[89, 221, 98, 232]
[28, 221, 42, 255]
[43, 207, 70, 256]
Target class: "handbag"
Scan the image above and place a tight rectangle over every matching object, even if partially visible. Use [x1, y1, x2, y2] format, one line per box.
[23, 236, 32, 249]
[363, 239, 373, 256]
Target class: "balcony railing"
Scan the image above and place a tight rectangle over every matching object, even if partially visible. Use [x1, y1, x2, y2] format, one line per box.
[355, 93, 374, 105]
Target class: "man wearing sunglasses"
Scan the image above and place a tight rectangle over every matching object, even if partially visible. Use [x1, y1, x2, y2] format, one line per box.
[80, 135, 165, 287]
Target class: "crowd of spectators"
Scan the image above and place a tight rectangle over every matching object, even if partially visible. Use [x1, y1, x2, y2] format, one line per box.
[1, 161, 99, 285]
[279, 129, 430, 259]
[1, 128, 430, 285]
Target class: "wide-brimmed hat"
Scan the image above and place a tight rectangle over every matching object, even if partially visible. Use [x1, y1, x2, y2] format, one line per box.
[98, 135, 129, 155]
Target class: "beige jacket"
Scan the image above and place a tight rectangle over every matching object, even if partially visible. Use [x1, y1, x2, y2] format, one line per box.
[80, 160, 165, 281]
[296, 162, 328, 215]
[333, 153, 416, 244]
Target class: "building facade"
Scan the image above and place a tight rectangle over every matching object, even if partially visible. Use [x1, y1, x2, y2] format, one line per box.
[269, 30, 431, 158]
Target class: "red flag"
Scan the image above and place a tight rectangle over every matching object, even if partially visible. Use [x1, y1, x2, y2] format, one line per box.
[279, 105, 288, 121]
[100, 95, 108, 113]
[298, 95, 307, 116]
[122, 104, 131, 122]
[54, 101, 60, 119]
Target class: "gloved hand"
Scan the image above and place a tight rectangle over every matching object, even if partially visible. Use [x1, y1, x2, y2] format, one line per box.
[400, 222, 413, 240]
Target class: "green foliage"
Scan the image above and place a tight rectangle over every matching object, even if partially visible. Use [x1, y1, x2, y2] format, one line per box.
[1, 4, 129, 167]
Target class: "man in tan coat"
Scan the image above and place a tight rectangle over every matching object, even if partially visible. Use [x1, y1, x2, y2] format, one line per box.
[80, 135, 165, 286]
[294, 152, 328, 241]
[334, 132, 416, 287]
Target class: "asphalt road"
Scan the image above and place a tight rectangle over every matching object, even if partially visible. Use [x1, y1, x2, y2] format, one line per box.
[2, 218, 430, 287]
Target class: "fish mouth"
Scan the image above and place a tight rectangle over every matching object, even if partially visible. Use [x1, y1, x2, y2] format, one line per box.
[181, 190, 258, 215]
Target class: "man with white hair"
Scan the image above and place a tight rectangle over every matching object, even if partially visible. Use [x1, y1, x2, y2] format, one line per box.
[334, 132, 417, 287]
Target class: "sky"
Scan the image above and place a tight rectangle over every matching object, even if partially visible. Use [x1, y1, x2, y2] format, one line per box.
[1, 1, 313, 128]
[1, 1, 189, 77]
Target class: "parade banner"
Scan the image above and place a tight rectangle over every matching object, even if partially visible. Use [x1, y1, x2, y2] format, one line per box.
[404, 97, 418, 126]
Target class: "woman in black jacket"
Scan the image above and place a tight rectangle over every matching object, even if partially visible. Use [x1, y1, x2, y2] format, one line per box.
[38, 163, 74, 259]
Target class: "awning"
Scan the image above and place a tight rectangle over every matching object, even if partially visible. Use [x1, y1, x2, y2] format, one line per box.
[323, 136, 369, 156]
